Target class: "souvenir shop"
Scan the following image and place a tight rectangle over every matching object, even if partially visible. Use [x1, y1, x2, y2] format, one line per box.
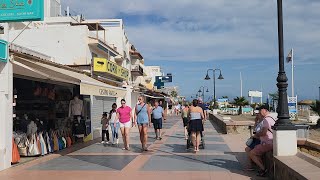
[10, 52, 126, 165]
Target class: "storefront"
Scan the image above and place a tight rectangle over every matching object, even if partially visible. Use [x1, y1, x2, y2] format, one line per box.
[9, 47, 126, 166]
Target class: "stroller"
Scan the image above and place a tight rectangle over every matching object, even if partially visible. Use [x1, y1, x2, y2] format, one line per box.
[186, 130, 205, 149]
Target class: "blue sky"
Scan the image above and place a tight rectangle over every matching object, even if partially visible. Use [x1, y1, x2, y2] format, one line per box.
[62, 0, 320, 101]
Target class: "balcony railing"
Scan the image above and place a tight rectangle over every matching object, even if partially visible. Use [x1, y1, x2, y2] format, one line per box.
[131, 64, 143, 76]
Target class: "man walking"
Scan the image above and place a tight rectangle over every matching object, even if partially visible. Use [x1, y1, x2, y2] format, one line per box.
[152, 100, 165, 140]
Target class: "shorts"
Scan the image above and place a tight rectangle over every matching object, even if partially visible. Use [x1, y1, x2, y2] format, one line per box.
[120, 121, 131, 128]
[251, 143, 273, 156]
[183, 118, 189, 127]
[153, 118, 163, 129]
[137, 123, 148, 127]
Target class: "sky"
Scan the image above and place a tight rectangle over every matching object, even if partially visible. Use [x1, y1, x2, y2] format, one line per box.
[61, 0, 320, 102]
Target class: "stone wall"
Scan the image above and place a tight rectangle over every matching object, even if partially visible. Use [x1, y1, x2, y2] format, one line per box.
[209, 113, 254, 135]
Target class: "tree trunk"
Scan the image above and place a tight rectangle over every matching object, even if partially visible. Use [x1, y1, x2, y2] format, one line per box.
[238, 106, 242, 115]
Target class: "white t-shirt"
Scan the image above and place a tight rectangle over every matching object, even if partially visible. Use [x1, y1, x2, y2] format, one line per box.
[109, 111, 118, 123]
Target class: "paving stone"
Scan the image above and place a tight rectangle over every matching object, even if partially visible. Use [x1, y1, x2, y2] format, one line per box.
[141, 155, 241, 171]
[28, 155, 137, 171]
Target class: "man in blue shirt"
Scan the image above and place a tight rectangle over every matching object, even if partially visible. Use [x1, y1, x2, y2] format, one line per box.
[152, 101, 165, 140]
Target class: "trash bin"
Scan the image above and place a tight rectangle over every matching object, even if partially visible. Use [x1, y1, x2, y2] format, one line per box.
[295, 124, 309, 139]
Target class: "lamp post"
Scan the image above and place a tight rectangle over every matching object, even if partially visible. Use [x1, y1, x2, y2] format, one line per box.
[204, 69, 224, 108]
[272, 0, 297, 157]
[273, 0, 294, 128]
[198, 86, 209, 102]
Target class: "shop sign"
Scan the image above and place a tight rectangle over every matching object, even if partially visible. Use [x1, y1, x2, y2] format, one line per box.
[93, 58, 107, 72]
[0, 40, 8, 63]
[93, 57, 129, 80]
[0, 0, 44, 22]
[80, 83, 126, 97]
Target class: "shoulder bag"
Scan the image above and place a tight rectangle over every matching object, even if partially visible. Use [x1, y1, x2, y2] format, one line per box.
[136, 103, 146, 115]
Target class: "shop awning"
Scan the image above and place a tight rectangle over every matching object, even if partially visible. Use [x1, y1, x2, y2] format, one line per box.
[14, 57, 127, 98]
[13, 59, 80, 85]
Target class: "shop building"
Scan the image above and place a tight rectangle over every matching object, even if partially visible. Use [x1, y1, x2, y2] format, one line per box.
[1, 43, 126, 170]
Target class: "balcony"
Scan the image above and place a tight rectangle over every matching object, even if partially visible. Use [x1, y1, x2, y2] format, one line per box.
[131, 64, 144, 76]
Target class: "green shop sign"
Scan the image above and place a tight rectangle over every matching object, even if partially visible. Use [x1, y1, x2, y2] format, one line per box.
[0, 0, 44, 22]
[0, 40, 8, 62]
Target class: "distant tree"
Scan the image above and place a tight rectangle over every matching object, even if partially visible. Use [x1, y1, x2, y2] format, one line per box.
[310, 101, 320, 127]
[171, 90, 178, 98]
[269, 92, 279, 111]
[310, 100, 320, 115]
[222, 96, 228, 99]
[233, 97, 249, 115]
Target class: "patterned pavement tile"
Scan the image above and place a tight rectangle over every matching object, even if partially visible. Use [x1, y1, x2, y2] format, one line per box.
[28, 155, 137, 171]
[141, 155, 242, 171]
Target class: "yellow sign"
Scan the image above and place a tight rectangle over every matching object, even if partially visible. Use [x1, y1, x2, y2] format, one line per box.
[93, 58, 107, 72]
[93, 57, 129, 80]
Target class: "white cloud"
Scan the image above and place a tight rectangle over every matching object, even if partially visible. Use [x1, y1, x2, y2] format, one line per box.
[62, 0, 320, 64]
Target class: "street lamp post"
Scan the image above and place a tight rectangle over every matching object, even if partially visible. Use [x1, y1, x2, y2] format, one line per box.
[272, 0, 297, 157]
[198, 86, 209, 102]
[204, 69, 224, 108]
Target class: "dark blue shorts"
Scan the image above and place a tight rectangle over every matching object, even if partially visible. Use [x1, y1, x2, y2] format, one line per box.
[153, 118, 163, 129]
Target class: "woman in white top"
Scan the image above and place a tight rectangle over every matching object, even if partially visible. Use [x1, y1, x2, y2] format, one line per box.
[188, 99, 204, 152]
[109, 103, 120, 145]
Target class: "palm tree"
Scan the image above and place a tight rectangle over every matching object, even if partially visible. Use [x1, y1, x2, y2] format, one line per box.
[233, 96, 249, 115]
[310, 100, 320, 127]
[170, 90, 178, 98]
[269, 92, 278, 112]
[310, 100, 320, 115]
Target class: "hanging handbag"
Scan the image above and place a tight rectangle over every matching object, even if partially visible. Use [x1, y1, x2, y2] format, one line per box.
[39, 133, 48, 155]
[66, 136, 72, 147]
[12, 138, 21, 164]
[62, 137, 67, 149]
[53, 132, 59, 151]
[28, 134, 40, 156]
[46, 132, 52, 153]
[17, 136, 29, 156]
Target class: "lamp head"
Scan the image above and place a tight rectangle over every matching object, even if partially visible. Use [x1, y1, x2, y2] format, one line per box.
[218, 73, 224, 80]
[206, 89, 209, 93]
[204, 74, 210, 80]
[198, 89, 202, 93]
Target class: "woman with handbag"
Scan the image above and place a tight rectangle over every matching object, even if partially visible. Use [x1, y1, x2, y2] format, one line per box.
[134, 96, 152, 151]
[244, 109, 264, 171]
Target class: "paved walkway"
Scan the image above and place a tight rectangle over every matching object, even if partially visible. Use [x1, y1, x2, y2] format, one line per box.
[0, 116, 266, 180]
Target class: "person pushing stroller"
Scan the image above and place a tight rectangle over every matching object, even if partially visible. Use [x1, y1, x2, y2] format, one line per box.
[186, 99, 205, 152]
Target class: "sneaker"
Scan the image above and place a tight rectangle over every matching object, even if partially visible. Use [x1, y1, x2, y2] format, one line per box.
[106, 141, 109, 144]
[116, 139, 119, 144]
[101, 141, 105, 144]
